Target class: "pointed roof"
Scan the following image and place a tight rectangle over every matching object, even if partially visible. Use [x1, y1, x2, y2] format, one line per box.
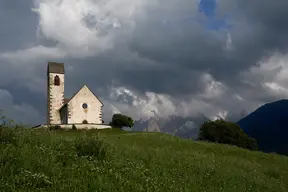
[69, 85, 103, 105]
[86, 85, 104, 106]
[59, 85, 103, 111]
[47, 62, 65, 74]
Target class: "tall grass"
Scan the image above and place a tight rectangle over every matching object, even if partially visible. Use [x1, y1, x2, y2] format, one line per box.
[0, 120, 288, 191]
[75, 135, 109, 161]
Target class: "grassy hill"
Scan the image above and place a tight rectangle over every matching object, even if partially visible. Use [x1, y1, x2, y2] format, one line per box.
[1, 127, 288, 192]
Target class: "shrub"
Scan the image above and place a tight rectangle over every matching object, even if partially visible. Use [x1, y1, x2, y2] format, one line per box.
[74, 136, 108, 161]
[0, 126, 17, 145]
[109, 114, 134, 128]
[198, 119, 258, 150]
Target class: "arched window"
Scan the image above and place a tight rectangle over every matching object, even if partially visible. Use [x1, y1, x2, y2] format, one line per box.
[82, 120, 88, 124]
[54, 75, 60, 86]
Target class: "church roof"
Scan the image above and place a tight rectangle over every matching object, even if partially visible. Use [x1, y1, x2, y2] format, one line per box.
[47, 62, 65, 74]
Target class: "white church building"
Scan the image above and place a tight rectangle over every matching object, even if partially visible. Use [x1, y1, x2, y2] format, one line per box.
[36, 62, 111, 129]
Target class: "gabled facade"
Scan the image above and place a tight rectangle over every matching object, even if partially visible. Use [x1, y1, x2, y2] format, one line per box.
[47, 62, 103, 125]
[59, 85, 103, 124]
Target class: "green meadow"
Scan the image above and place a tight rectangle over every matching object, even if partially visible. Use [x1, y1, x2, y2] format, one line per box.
[1, 127, 288, 192]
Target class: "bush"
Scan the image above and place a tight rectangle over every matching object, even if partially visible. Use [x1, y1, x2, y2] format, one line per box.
[109, 114, 134, 128]
[74, 136, 108, 161]
[0, 126, 17, 145]
[198, 119, 258, 150]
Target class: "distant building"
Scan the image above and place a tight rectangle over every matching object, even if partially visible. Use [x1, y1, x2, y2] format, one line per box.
[35, 62, 111, 129]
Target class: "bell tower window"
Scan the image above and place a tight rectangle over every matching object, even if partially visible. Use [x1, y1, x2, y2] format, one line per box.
[54, 75, 60, 86]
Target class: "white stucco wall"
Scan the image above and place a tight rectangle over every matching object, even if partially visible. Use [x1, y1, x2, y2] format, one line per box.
[67, 85, 103, 124]
[48, 73, 64, 124]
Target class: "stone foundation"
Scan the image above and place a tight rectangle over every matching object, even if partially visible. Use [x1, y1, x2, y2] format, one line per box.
[33, 124, 112, 130]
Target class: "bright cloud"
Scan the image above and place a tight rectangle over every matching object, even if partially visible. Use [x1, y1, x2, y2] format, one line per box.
[1, 0, 154, 62]
[104, 72, 234, 121]
[31, 0, 153, 57]
[241, 52, 288, 98]
[0, 45, 66, 63]
[103, 54, 288, 122]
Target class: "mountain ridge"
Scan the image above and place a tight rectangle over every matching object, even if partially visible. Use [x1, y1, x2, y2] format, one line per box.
[237, 99, 288, 155]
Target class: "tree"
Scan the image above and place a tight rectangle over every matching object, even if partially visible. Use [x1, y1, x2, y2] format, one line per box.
[198, 119, 258, 150]
[109, 114, 134, 128]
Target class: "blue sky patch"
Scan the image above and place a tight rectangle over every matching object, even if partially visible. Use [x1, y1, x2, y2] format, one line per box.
[198, 0, 231, 31]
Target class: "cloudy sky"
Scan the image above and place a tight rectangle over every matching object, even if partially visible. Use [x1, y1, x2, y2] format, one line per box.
[1, 0, 288, 125]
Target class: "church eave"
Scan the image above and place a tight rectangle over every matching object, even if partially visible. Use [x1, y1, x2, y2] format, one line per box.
[67, 85, 104, 106]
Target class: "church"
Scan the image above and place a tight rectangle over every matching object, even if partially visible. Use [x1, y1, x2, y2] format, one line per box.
[38, 62, 111, 129]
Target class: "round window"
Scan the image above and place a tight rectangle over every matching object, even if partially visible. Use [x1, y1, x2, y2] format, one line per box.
[82, 103, 88, 109]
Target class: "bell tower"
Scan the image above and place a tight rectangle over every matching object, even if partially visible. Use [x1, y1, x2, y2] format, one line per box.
[47, 62, 65, 124]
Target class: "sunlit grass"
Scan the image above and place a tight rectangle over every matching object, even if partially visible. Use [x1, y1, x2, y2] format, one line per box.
[1, 126, 288, 192]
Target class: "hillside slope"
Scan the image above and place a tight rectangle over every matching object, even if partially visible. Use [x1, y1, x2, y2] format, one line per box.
[237, 99, 288, 155]
[1, 128, 288, 191]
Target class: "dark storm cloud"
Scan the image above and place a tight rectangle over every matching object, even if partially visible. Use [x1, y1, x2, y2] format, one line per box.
[0, 1, 37, 52]
[0, 0, 46, 123]
[28, 0, 288, 102]
[106, 0, 288, 96]
[1, 0, 288, 124]
[235, 1, 288, 52]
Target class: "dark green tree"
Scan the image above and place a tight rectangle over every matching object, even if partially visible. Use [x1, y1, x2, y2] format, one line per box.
[198, 119, 258, 150]
[109, 114, 134, 128]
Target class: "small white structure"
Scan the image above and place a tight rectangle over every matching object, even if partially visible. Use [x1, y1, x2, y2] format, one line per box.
[35, 62, 111, 129]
